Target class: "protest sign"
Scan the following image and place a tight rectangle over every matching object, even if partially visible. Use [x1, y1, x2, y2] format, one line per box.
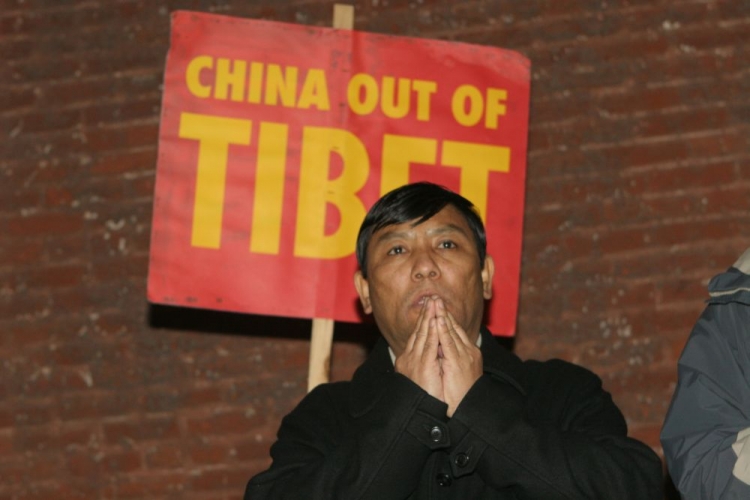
[148, 9, 530, 337]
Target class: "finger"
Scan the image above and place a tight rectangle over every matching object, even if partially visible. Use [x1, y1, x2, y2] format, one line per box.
[404, 330, 418, 353]
[421, 316, 440, 362]
[435, 299, 462, 344]
[436, 315, 460, 359]
[406, 298, 430, 352]
[445, 310, 474, 349]
[412, 298, 435, 354]
[413, 295, 430, 333]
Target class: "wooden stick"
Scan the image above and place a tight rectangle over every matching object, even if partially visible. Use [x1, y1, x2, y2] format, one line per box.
[307, 4, 354, 393]
[333, 3, 354, 29]
[308, 318, 335, 391]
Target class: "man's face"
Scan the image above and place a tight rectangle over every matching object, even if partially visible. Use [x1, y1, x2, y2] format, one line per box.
[354, 205, 494, 355]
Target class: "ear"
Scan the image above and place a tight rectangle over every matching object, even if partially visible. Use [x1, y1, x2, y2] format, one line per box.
[481, 255, 495, 300]
[353, 271, 372, 314]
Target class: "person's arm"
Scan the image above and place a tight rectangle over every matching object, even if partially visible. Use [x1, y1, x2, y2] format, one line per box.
[446, 360, 663, 499]
[661, 302, 750, 499]
[244, 372, 449, 500]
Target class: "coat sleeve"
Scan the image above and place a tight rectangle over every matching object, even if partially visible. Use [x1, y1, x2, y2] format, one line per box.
[661, 302, 750, 500]
[446, 361, 663, 499]
[244, 373, 451, 500]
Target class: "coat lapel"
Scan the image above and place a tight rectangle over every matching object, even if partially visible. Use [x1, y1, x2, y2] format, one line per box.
[479, 327, 527, 396]
[348, 337, 395, 417]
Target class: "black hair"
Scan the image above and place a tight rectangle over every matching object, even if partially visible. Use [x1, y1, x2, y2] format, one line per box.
[355, 182, 487, 277]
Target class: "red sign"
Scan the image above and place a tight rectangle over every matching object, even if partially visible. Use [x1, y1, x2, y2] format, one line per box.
[148, 11, 530, 335]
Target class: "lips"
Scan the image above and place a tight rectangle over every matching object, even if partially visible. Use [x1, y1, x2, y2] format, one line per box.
[412, 291, 452, 312]
[414, 293, 439, 307]
[416, 294, 431, 306]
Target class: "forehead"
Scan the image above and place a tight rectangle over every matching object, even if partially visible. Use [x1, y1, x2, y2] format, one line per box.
[370, 205, 473, 242]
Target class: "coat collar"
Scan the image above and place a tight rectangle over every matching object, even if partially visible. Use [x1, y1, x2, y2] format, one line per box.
[477, 326, 527, 396]
[348, 326, 526, 416]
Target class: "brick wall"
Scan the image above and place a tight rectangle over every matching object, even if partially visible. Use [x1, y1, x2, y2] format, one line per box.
[1, 0, 748, 498]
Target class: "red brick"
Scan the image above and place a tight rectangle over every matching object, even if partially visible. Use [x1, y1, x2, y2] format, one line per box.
[82, 98, 161, 127]
[623, 161, 738, 196]
[6, 211, 83, 237]
[0, 238, 45, 275]
[606, 366, 681, 424]
[113, 470, 190, 497]
[186, 409, 264, 436]
[67, 448, 142, 477]
[235, 437, 273, 462]
[47, 480, 99, 500]
[183, 385, 224, 408]
[39, 232, 88, 263]
[13, 399, 56, 426]
[189, 440, 232, 465]
[144, 442, 184, 469]
[0, 108, 80, 136]
[0, 86, 35, 113]
[90, 308, 144, 335]
[46, 288, 92, 316]
[0, 187, 42, 215]
[0, 292, 51, 324]
[35, 74, 162, 109]
[23, 263, 86, 289]
[60, 391, 140, 422]
[18, 364, 99, 398]
[129, 174, 157, 199]
[84, 122, 160, 152]
[12, 425, 62, 454]
[190, 466, 251, 491]
[104, 416, 180, 445]
[598, 86, 685, 116]
[90, 148, 157, 176]
[0, 430, 11, 456]
[58, 422, 99, 449]
[49, 340, 100, 366]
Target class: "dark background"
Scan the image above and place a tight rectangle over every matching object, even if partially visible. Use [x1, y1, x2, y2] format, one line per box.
[2, 0, 749, 498]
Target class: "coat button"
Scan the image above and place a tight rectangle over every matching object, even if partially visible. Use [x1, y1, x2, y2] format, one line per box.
[429, 426, 443, 442]
[436, 472, 452, 487]
[454, 452, 470, 468]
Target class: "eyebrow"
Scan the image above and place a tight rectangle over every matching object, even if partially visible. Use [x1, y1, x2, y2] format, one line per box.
[373, 223, 469, 245]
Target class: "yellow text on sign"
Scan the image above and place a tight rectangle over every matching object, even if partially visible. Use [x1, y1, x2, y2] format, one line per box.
[178, 112, 511, 258]
[451, 85, 508, 129]
[186, 56, 331, 110]
[347, 73, 437, 121]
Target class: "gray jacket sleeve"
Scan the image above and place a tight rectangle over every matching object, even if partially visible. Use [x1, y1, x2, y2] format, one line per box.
[661, 249, 750, 499]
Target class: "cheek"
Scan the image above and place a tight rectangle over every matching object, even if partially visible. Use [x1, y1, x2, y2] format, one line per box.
[369, 280, 395, 309]
[371, 280, 411, 319]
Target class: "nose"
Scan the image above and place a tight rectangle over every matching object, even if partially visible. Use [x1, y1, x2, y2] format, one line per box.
[411, 250, 440, 281]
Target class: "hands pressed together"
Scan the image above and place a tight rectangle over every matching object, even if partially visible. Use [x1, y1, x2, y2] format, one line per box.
[394, 296, 483, 417]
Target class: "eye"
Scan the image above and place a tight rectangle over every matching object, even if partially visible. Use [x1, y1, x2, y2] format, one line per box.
[438, 240, 457, 249]
[387, 246, 405, 255]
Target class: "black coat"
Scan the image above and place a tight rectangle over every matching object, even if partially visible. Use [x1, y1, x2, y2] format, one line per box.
[245, 328, 663, 499]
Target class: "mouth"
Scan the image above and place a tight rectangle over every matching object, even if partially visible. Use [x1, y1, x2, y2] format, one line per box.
[414, 293, 440, 307]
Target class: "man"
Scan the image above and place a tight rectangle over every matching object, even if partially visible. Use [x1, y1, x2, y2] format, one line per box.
[245, 182, 662, 499]
[661, 248, 750, 499]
